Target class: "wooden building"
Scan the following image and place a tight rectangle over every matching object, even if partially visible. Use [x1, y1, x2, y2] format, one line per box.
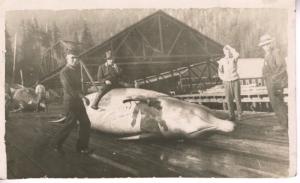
[175, 58, 288, 111]
[78, 10, 224, 93]
[39, 40, 84, 88]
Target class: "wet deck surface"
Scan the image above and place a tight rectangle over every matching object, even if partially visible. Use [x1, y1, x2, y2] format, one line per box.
[5, 104, 289, 178]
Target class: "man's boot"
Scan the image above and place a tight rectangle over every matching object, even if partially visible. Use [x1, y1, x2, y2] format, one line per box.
[91, 92, 103, 110]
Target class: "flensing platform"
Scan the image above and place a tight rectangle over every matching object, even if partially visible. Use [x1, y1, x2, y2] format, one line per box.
[5, 105, 289, 178]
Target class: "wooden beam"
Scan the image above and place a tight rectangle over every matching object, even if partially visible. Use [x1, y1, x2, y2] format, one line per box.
[209, 63, 218, 73]
[162, 12, 224, 51]
[39, 65, 65, 85]
[197, 64, 209, 79]
[135, 28, 160, 53]
[189, 30, 210, 55]
[168, 29, 183, 55]
[114, 32, 131, 54]
[188, 66, 192, 91]
[79, 61, 99, 92]
[142, 39, 146, 58]
[207, 61, 211, 79]
[84, 54, 222, 61]
[80, 65, 84, 92]
[110, 40, 113, 54]
[189, 67, 202, 80]
[85, 60, 209, 66]
[124, 42, 136, 57]
[158, 15, 164, 53]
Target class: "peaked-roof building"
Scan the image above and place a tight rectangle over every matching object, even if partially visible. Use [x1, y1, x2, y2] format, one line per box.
[79, 10, 224, 83]
[39, 10, 224, 93]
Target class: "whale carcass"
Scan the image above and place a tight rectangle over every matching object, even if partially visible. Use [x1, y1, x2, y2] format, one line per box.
[74, 88, 234, 139]
[11, 87, 46, 112]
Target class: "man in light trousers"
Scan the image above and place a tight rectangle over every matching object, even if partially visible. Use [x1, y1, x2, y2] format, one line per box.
[218, 45, 242, 121]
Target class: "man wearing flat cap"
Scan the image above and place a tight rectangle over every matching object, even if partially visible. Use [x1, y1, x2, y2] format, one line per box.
[52, 51, 93, 155]
[91, 50, 122, 110]
[259, 34, 288, 132]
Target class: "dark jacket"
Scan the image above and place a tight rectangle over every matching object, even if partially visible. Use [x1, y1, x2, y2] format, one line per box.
[97, 63, 122, 84]
[60, 65, 82, 100]
[262, 48, 288, 88]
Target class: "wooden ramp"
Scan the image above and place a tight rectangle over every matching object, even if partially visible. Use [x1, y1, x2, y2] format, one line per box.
[5, 105, 289, 178]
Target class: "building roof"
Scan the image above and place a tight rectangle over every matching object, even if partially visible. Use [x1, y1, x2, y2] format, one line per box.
[39, 40, 84, 87]
[79, 10, 224, 81]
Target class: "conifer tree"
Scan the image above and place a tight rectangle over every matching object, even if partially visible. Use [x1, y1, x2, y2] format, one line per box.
[80, 22, 94, 50]
[52, 22, 61, 44]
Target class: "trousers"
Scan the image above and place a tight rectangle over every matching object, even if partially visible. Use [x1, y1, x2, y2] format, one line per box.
[224, 79, 242, 120]
[52, 98, 91, 151]
[264, 76, 288, 128]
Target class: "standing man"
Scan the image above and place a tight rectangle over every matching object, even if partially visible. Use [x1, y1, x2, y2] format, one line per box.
[218, 45, 242, 121]
[35, 80, 47, 112]
[259, 34, 288, 132]
[52, 52, 92, 155]
[91, 50, 122, 110]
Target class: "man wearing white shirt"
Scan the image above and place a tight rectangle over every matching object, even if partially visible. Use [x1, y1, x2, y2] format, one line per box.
[35, 80, 47, 112]
[218, 45, 242, 121]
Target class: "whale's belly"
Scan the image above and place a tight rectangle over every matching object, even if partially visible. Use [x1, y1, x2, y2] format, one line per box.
[85, 101, 142, 135]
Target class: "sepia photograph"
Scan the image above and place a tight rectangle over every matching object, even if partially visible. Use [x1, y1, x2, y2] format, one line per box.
[0, 0, 297, 180]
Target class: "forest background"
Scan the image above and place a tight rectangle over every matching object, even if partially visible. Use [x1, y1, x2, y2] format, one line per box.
[4, 8, 288, 86]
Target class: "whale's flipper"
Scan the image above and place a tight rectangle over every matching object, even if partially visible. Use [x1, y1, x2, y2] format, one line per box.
[48, 116, 66, 123]
[118, 133, 158, 140]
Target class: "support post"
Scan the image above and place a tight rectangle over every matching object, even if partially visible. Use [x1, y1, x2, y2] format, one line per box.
[79, 60, 99, 92]
[12, 33, 17, 84]
[20, 69, 24, 86]
[80, 64, 85, 93]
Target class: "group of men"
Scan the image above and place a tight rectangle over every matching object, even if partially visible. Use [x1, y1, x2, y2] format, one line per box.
[50, 33, 289, 155]
[51, 49, 123, 155]
[218, 34, 288, 132]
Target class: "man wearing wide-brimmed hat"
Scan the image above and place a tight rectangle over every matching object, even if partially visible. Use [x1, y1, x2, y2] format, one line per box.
[91, 50, 123, 110]
[259, 34, 288, 132]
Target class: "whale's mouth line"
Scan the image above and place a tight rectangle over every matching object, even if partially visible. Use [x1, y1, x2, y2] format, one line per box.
[188, 127, 217, 137]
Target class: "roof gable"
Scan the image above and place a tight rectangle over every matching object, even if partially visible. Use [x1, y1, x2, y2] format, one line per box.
[80, 10, 223, 62]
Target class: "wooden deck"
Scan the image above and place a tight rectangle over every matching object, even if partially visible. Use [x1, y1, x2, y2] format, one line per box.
[5, 104, 289, 178]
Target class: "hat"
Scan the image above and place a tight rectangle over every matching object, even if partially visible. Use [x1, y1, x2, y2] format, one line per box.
[66, 53, 78, 61]
[223, 45, 232, 52]
[258, 34, 274, 47]
[104, 50, 112, 59]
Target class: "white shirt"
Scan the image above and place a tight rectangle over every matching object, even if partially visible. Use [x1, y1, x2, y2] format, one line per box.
[218, 50, 240, 81]
[35, 84, 46, 95]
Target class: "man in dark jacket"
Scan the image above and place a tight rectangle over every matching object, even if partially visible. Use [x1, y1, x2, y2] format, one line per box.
[259, 34, 288, 132]
[91, 50, 123, 110]
[52, 52, 92, 154]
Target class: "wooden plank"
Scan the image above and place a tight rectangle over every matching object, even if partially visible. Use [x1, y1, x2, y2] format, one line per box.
[6, 104, 290, 178]
[158, 15, 164, 53]
[124, 42, 136, 57]
[168, 29, 184, 55]
[114, 31, 131, 54]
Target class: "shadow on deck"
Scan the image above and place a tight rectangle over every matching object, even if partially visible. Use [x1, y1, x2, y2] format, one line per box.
[5, 105, 289, 178]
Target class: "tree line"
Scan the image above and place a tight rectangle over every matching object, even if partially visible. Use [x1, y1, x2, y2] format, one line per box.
[5, 9, 288, 86]
[5, 18, 94, 86]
